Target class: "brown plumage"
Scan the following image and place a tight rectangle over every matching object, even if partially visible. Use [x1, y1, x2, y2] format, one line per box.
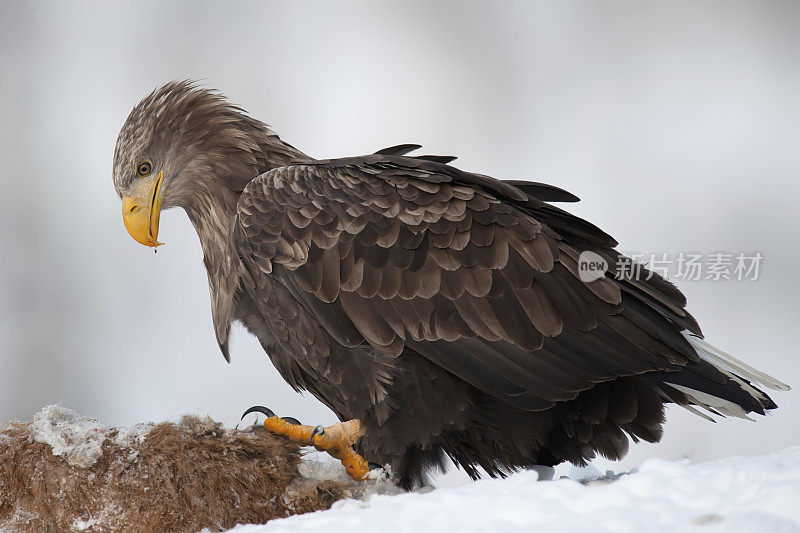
[113, 81, 788, 489]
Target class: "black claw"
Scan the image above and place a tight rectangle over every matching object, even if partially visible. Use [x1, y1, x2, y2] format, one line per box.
[241, 405, 275, 421]
[311, 425, 325, 439]
[281, 416, 302, 425]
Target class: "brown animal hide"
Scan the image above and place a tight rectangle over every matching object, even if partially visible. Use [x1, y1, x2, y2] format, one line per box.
[0, 406, 363, 532]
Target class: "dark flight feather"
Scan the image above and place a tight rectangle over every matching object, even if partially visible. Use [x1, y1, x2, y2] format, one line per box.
[374, 144, 423, 156]
[504, 180, 581, 203]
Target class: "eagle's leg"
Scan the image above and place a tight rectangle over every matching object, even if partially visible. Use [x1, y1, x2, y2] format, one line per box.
[242, 406, 369, 481]
[307, 419, 369, 480]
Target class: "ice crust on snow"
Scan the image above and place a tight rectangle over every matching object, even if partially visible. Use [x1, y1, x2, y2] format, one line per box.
[228, 447, 800, 533]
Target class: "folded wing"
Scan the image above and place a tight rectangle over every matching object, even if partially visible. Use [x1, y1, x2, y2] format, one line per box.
[234, 154, 778, 414]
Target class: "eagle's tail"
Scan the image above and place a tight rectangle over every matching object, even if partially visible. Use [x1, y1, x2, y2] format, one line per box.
[650, 332, 789, 421]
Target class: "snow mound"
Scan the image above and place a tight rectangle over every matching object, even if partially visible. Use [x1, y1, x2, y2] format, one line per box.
[228, 447, 800, 533]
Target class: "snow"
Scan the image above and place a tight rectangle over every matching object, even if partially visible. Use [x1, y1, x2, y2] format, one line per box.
[27, 404, 154, 469]
[227, 447, 800, 533]
[29, 404, 109, 468]
[71, 517, 99, 531]
[297, 450, 395, 485]
[280, 449, 401, 515]
[296, 450, 355, 483]
[113, 421, 154, 448]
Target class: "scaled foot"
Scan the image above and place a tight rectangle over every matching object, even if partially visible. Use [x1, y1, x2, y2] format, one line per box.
[242, 406, 371, 481]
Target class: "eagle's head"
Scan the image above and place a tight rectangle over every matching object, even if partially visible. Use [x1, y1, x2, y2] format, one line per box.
[112, 81, 298, 247]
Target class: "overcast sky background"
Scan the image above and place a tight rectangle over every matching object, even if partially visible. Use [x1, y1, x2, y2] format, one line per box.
[0, 1, 798, 485]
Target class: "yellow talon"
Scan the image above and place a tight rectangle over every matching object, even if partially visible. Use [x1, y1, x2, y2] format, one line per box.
[261, 416, 369, 481]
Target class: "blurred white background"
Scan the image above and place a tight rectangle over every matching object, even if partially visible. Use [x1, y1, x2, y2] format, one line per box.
[0, 1, 798, 485]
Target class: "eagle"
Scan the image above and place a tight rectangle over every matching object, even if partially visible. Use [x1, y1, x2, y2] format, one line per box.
[113, 81, 788, 488]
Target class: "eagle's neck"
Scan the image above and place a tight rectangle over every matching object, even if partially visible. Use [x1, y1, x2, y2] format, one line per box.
[183, 129, 310, 358]
[184, 183, 242, 360]
[184, 130, 308, 265]
[185, 182, 240, 265]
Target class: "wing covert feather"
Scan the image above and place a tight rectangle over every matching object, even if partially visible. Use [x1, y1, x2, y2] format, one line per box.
[235, 155, 698, 408]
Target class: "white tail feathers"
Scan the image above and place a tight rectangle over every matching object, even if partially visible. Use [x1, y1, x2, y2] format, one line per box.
[666, 383, 753, 420]
[655, 387, 716, 422]
[682, 331, 790, 392]
[663, 332, 790, 421]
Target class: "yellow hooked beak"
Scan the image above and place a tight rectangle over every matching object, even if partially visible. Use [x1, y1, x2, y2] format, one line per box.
[121, 170, 165, 247]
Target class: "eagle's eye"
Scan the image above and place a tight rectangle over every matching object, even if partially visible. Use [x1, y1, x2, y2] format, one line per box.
[137, 160, 152, 177]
